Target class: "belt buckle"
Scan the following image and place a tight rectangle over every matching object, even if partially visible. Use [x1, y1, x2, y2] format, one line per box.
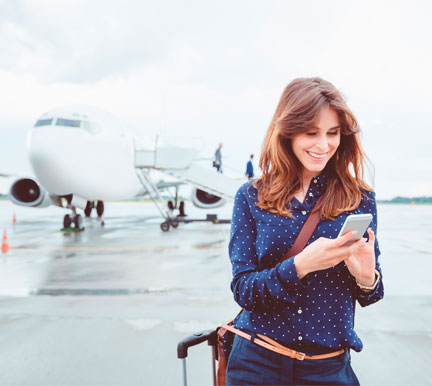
[295, 351, 306, 361]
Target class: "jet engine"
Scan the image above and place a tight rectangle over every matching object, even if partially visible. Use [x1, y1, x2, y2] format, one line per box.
[190, 188, 226, 209]
[9, 178, 52, 208]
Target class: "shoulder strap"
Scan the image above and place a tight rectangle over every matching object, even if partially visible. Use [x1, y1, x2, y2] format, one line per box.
[280, 195, 324, 263]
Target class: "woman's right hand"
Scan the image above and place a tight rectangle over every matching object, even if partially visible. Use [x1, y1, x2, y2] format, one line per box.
[293, 231, 362, 279]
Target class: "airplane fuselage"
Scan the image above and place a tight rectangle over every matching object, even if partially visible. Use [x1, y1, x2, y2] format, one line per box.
[27, 108, 143, 201]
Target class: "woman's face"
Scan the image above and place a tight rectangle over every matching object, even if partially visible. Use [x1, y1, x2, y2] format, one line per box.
[291, 106, 341, 179]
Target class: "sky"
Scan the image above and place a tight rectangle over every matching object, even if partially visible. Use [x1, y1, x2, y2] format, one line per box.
[1, 0, 431, 199]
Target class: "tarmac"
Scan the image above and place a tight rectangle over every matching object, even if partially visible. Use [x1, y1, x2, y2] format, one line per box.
[0, 200, 431, 385]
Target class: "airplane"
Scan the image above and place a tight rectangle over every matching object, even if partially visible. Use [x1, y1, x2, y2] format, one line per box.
[8, 105, 240, 232]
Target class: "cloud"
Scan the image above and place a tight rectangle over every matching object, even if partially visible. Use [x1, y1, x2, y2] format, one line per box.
[0, 0, 271, 84]
[1, 0, 432, 198]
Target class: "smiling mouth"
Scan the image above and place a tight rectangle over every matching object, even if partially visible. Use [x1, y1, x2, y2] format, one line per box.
[307, 151, 328, 160]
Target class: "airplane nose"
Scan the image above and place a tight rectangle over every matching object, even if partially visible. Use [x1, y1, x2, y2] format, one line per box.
[27, 127, 78, 195]
[28, 128, 60, 167]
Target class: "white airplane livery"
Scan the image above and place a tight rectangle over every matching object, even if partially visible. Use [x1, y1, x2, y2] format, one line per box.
[9, 106, 240, 231]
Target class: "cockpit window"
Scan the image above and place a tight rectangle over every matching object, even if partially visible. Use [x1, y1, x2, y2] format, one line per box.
[34, 118, 53, 127]
[55, 118, 81, 127]
[82, 121, 91, 130]
[82, 121, 100, 134]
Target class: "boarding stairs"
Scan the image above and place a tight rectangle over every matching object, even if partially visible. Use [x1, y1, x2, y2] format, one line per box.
[134, 144, 238, 201]
[133, 140, 240, 231]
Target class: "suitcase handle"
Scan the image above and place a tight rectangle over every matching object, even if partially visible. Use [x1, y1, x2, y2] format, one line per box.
[177, 329, 217, 359]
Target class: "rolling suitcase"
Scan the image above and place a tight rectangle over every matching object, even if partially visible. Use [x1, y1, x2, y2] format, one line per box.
[177, 329, 218, 386]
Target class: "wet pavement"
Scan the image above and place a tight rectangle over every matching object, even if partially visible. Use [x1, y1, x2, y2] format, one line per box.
[0, 200, 431, 385]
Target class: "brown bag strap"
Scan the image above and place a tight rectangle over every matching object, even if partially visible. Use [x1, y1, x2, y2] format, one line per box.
[280, 195, 325, 262]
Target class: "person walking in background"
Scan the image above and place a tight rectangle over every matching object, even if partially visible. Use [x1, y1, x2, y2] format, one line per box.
[213, 142, 223, 173]
[245, 154, 254, 180]
[225, 77, 383, 385]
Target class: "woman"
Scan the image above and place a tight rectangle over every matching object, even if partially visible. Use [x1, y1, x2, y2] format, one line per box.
[226, 77, 383, 385]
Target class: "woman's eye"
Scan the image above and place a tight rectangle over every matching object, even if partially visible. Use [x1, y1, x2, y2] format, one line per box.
[328, 131, 339, 136]
[306, 132, 316, 136]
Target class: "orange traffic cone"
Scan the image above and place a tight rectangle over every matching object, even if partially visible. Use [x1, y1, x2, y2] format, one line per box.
[12, 212, 16, 224]
[1, 228, 10, 254]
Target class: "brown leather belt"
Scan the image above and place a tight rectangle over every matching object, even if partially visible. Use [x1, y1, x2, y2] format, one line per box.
[221, 324, 345, 361]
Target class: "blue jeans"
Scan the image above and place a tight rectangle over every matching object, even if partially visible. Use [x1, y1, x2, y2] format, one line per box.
[226, 334, 360, 386]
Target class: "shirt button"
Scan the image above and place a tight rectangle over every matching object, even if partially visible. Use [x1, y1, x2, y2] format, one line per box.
[298, 309, 302, 314]
[298, 336, 303, 341]
[302, 211, 307, 215]
[313, 179, 317, 183]
[309, 192, 313, 197]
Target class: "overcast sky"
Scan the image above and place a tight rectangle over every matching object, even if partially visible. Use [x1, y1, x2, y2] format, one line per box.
[1, 0, 431, 199]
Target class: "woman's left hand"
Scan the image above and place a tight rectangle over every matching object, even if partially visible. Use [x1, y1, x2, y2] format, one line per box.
[344, 228, 376, 286]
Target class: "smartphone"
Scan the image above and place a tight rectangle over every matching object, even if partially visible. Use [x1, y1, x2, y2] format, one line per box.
[337, 213, 373, 246]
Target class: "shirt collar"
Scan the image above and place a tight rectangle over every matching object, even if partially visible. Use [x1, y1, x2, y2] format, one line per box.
[310, 173, 327, 195]
[290, 173, 327, 210]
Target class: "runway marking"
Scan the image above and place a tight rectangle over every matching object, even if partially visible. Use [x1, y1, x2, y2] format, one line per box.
[193, 247, 225, 250]
[26, 237, 44, 244]
[13, 246, 179, 251]
[12, 246, 225, 251]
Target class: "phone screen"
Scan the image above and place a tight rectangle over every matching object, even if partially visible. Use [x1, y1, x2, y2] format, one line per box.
[338, 214, 373, 246]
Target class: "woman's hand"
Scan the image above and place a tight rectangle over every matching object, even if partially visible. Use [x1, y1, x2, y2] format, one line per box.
[294, 231, 364, 279]
[344, 228, 376, 287]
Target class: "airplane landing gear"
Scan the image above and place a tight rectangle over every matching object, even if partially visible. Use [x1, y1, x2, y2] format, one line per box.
[74, 214, 83, 229]
[84, 201, 94, 217]
[96, 201, 104, 217]
[178, 201, 186, 217]
[62, 207, 84, 231]
[167, 200, 186, 217]
[63, 214, 72, 228]
[159, 200, 184, 231]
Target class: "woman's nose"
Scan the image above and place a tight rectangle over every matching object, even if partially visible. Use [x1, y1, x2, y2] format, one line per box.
[315, 135, 328, 150]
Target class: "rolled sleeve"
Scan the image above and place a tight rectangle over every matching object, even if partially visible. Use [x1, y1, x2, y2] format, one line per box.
[229, 185, 302, 312]
[355, 191, 384, 307]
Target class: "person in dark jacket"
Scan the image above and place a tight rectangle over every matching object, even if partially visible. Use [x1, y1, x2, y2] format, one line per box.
[213, 143, 223, 173]
[245, 154, 254, 180]
[226, 77, 383, 386]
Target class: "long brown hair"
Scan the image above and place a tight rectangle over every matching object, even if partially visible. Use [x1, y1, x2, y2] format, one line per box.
[255, 77, 372, 219]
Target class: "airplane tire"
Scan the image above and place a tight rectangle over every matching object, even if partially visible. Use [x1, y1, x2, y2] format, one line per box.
[160, 222, 170, 232]
[74, 215, 83, 229]
[179, 201, 186, 217]
[96, 201, 104, 217]
[84, 201, 93, 217]
[63, 214, 72, 228]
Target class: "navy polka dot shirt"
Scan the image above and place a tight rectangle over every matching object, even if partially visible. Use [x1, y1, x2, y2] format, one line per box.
[229, 174, 384, 354]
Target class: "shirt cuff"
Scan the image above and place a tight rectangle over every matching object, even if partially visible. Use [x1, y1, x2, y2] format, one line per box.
[277, 257, 304, 291]
[356, 278, 381, 300]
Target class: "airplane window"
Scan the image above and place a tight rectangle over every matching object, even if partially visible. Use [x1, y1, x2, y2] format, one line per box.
[56, 118, 81, 127]
[82, 121, 101, 134]
[82, 121, 91, 130]
[34, 118, 53, 127]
